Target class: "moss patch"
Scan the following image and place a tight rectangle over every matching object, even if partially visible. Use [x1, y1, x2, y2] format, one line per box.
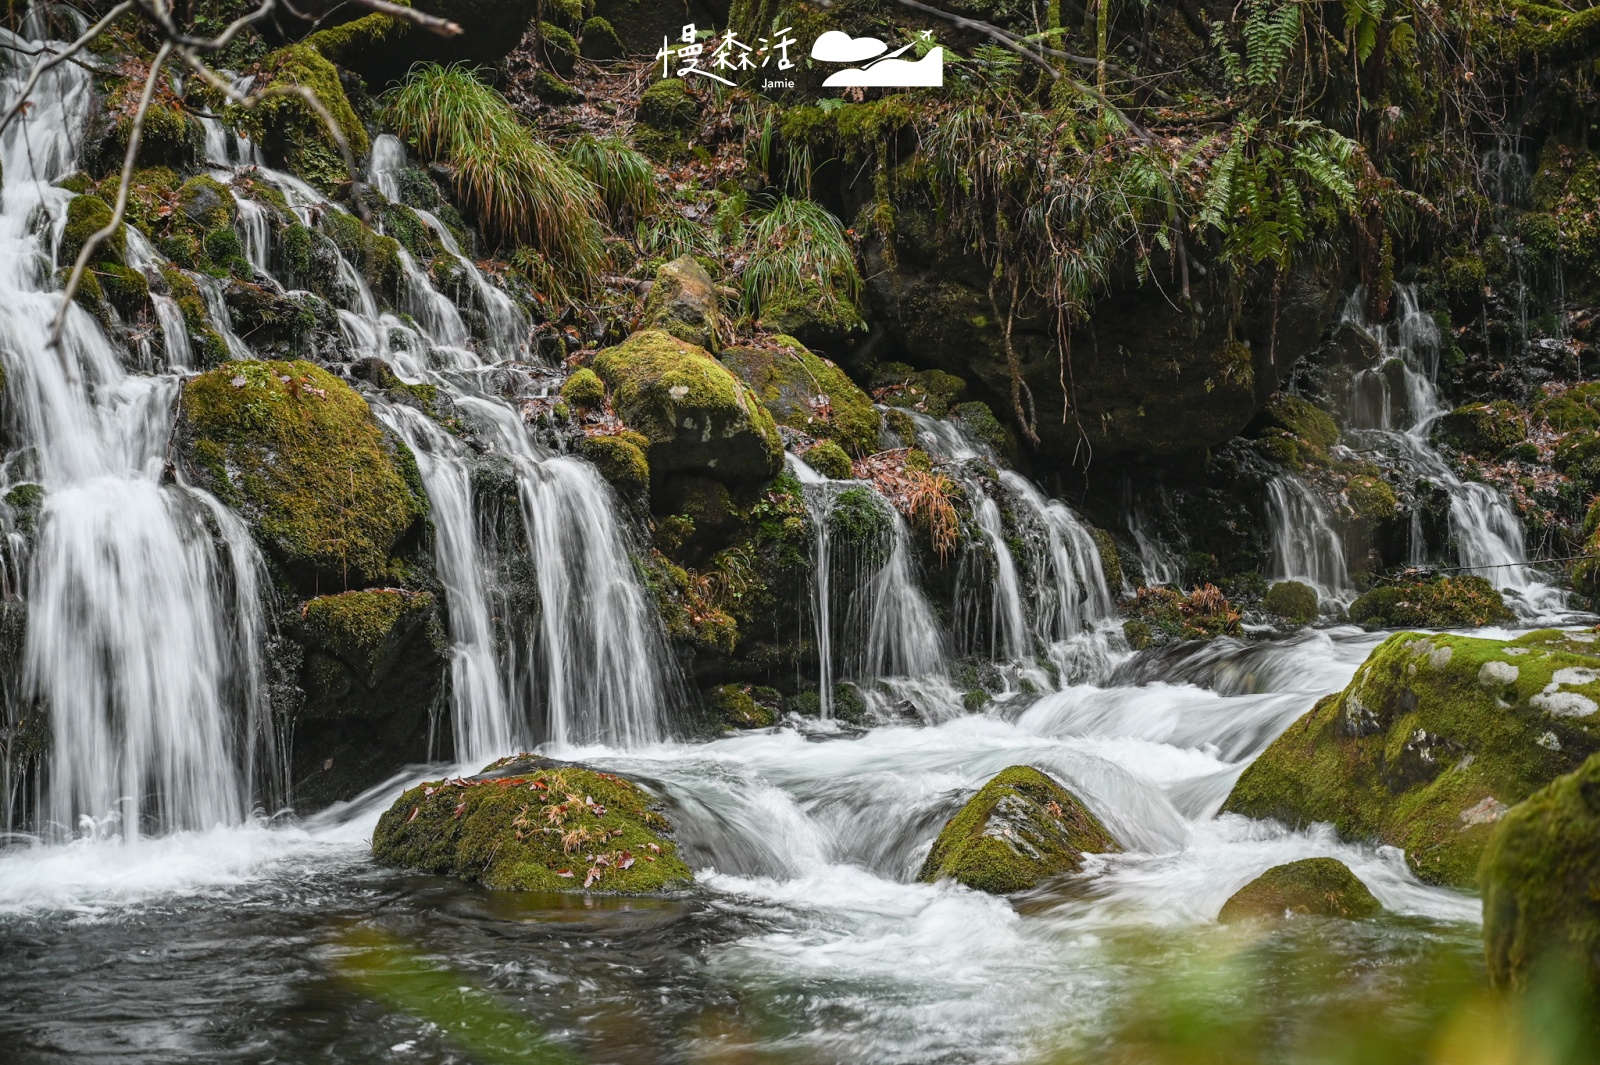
[1218, 858, 1382, 922]
[237, 44, 369, 192]
[720, 336, 878, 455]
[802, 439, 853, 480]
[372, 755, 693, 893]
[1264, 580, 1320, 624]
[593, 330, 782, 485]
[178, 360, 427, 591]
[302, 588, 436, 688]
[561, 367, 606, 411]
[1224, 630, 1600, 887]
[578, 434, 650, 497]
[919, 766, 1119, 894]
[710, 684, 778, 728]
[1348, 575, 1514, 629]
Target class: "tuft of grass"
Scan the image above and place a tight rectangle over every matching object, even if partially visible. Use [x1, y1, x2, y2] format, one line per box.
[386, 64, 603, 283]
[566, 134, 657, 223]
[740, 196, 862, 322]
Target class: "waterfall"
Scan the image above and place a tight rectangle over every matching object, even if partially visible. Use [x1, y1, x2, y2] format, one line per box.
[0, 24, 276, 840]
[1000, 472, 1115, 654]
[1342, 285, 1565, 616]
[788, 455, 840, 718]
[1122, 484, 1181, 588]
[1264, 475, 1352, 603]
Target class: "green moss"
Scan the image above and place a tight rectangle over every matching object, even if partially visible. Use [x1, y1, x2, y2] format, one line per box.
[530, 70, 584, 106]
[1480, 752, 1600, 1004]
[178, 360, 427, 590]
[874, 363, 967, 419]
[577, 434, 650, 496]
[592, 330, 782, 485]
[828, 485, 892, 553]
[1217, 858, 1382, 923]
[62, 195, 123, 264]
[579, 16, 623, 60]
[1537, 383, 1600, 433]
[4, 483, 42, 533]
[951, 401, 1006, 451]
[237, 44, 370, 192]
[918, 765, 1119, 894]
[372, 756, 693, 893]
[642, 255, 720, 349]
[1090, 528, 1122, 590]
[1345, 474, 1399, 522]
[1257, 394, 1339, 465]
[638, 78, 697, 132]
[177, 174, 236, 230]
[302, 588, 436, 688]
[720, 337, 878, 455]
[710, 684, 777, 729]
[561, 367, 607, 411]
[1124, 619, 1154, 650]
[1224, 630, 1600, 887]
[303, 10, 406, 64]
[1348, 576, 1514, 629]
[1264, 580, 1319, 624]
[320, 209, 401, 299]
[1438, 401, 1528, 457]
[803, 439, 853, 480]
[538, 22, 578, 74]
[756, 280, 867, 337]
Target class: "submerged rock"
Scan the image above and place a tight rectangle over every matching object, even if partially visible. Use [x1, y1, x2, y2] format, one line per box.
[1224, 630, 1600, 887]
[1481, 753, 1600, 1006]
[1218, 858, 1382, 922]
[593, 330, 783, 486]
[919, 766, 1118, 894]
[372, 755, 693, 893]
[1347, 575, 1514, 629]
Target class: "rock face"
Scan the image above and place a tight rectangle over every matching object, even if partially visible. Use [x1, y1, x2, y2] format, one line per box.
[177, 360, 429, 592]
[919, 766, 1119, 894]
[1218, 858, 1382, 923]
[1224, 630, 1600, 887]
[720, 336, 880, 456]
[1481, 753, 1600, 1006]
[592, 330, 783, 486]
[642, 255, 721, 349]
[372, 755, 693, 893]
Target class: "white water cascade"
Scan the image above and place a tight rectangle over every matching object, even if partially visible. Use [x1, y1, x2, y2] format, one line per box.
[1344, 285, 1567, 617]
[0, 20, 276, 840]
[1264, 473, 1353, 604]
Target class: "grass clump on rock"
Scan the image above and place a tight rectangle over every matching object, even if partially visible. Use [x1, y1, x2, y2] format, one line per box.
[919, 765, 1119, 894]
[372, 755, 692, 893]
[1224, 629, 1600, 887]
[1264, 580, 1320, 624]
[1218, 857, 1382, 923]
[178, 360, 428, 590]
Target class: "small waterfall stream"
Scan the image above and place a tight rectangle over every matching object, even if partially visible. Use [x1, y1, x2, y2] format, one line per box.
[1264, 474, 1353, 603]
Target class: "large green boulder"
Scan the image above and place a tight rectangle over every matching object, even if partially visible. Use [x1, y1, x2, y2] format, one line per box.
[1218, 858, 1382, 923]
[1481, 753, 1600, 1008]
[372, 755, 693, 893]
[919, 766, 1119, 894]
[592, 330, 783, 486]
[721, 336, 879, 455]
[177, 360, 428, 592]
[1347, 575, 1514, 629]
[1224, 630, 1600, 887]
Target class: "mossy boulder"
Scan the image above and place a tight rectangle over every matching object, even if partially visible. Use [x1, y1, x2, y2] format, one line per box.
[1217, 857, 1382, 923]
[237, 44, 369, 192]
[1224, 629, 1600, 887]
[1344, 473, 1399, 522]
[578, 433, 650, 497]
[579, 16, 624, 59]
[1481, 753, 1600, 1008]
[1264, 580, 1319, 624]
[561, 366, 607, 411]
[919, 766, 1119, 894]
[1254, 393, 1339, 468]
[873, 361, 966, 419]
[177, 174, 236, 230]
[372, 755, 693, 893]
[301, 588, 440, 692]
[592, 330, 783, 486]
[637, 77, 698, 133]
[802, 439, 853, 480]
[177, 360, 428, 591]
[1348, 575, 1514, 629]
[1438, 401, 1529, 457]
[537, 21, 578, 76]
[61, 194, 124, 264]
[720, 336, 879, 455]
[709, 683, 778, 728]
[642, 255, 721, 349]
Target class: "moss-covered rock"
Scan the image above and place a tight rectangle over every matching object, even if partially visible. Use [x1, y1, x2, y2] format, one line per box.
[177, 174, 236, 231]
[1348, 575, 1514, 629]
[1438, 401, 1528, 458]
[61, 194, 123, 264]
[237, 44, 369, 192]
[579, 16, 624, 60]
[709, 683, 779, 728]
[802, 439, 853, 480]
[720, 336, 878, 455]
[1344, 473, 1399, 522]
[302, 588, 438, 691]
[1224, 629, 1600, 887]
[918, 766, 1119, 894]
[1254, 393, 1339, 468]
[1090, 528, 1122, 590]
[372, 754, 693, 893]
[1217, 857, 1382, 923]
[578, 433, 650, 497]
[177, 360, 428, 591]
[950, 401, 1006, 452]
[561, 366, 607, 411]
[592, 330, 783, 486]
[638, 77, 698, 133]
[1481, 753, 1600, 1007]
[1264, 580, 1320, 624]
[873, 362, 966, 419]
[537, 21, 578, 76]
[642, 255, 721, 349]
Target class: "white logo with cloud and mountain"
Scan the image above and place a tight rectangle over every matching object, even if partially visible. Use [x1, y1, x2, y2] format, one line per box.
[810, 31, 943, 87]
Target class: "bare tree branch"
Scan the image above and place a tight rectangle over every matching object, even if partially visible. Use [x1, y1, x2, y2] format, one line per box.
[346, 0, 462, 38]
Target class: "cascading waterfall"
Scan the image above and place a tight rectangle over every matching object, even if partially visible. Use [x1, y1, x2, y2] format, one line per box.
[1264, 474, 1353, 603]
[0, 22, 276, 840]
[1344, 285, 1566, 616]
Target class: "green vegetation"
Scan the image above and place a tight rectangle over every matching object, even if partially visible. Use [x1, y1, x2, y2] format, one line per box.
[1225, 630, 1600, 887]
[1348, 576, 1513, 629]
[372, 756, 692, 893]
[1218, 858, 1382, 923]
[720, 336, 879, 455]
[566, 134, 655, 222]
[178, 360, 427, 590]
[803, 440, 853, 480]
[577, 434, 650, 497]
[237, 44, 368, 191]
[742, 197, 863, 331]
[919, 765, 1119, 894]
[1264, 580, 1319, 624]
[1126, 585, 1242, 646]
[560, 367, 606, 412]
[387, 64, 603, 278]
[302, 589, 436, 688]
[709, 684, 778, 729]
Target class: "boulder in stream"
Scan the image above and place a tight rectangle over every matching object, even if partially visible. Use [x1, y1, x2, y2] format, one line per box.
[1218, 857, 1382, 923]
[1481, 752, 1600, 1006]
[919, 766, 1118, 894]
[372, 755, 693, 893]
[1224, 630, 1600, 887]
[1347, 575, 1514, 629]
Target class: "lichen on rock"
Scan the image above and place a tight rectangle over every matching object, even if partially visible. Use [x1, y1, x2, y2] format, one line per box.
[919, 765, 1119, 894]
[372, 755, 693, 893]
